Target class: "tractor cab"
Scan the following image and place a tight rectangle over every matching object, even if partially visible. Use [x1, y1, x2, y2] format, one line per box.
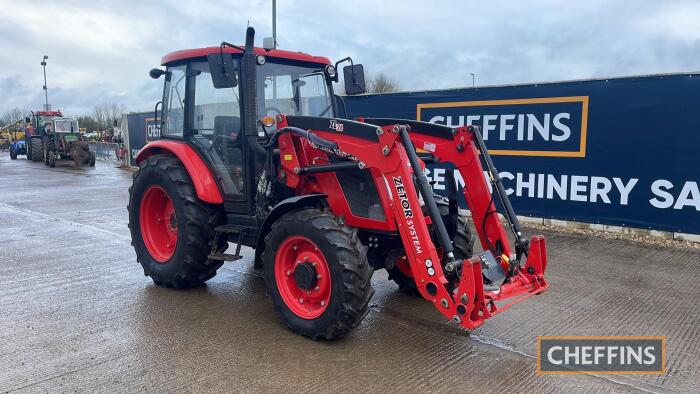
[52, 118, 81, 141]
[151, 42, 364, 217]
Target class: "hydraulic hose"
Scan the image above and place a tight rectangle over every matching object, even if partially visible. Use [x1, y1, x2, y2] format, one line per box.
[398, 126, 456, 264]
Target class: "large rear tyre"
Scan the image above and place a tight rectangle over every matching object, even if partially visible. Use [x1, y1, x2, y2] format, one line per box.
[30, 137, 43, 162]
[128, 155, 226, 289]
[388, 215, 475, 296]
[89, 151, 96, 166]
[263, 208, 374, 340]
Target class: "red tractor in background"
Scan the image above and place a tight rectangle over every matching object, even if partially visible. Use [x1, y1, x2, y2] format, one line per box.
[128, 27, 548, 339]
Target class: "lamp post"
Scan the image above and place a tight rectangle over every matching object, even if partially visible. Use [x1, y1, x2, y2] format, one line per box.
[272, 0, 277, 48]
[41, 55, 49, 110]
[470, 73, 475, 87]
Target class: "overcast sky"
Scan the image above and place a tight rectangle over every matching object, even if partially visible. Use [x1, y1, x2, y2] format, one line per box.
[1, 0, 698, 116]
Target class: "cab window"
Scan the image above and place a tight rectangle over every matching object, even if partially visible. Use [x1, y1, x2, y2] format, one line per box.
[162, 64, 186, 137]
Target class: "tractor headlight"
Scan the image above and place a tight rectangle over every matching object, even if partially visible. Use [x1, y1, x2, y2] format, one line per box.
[324, 64, 336, 78]
[256, 55, 266, 65]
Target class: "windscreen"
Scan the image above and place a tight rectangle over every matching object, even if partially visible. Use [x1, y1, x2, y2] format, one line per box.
[54, 119, 79, 133]
[258, 62, 334, 120]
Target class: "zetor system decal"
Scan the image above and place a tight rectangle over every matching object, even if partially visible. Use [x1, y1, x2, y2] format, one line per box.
[393, 176, 422, 255]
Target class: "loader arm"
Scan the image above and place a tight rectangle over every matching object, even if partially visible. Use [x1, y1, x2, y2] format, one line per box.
[273, 115, 548, 330]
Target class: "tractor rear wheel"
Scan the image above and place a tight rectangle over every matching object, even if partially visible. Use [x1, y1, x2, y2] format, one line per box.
[388, 215, 475, 296]
[263, 208, 374, 340]
[89, 151, 96, 166]
[30, 137, 43, 162]
[128, 155, 226, 289]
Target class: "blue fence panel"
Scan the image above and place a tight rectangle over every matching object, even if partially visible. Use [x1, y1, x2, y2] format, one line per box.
[343, 74, 700, 234]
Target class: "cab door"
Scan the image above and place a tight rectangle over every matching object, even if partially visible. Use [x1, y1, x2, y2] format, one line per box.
[161, 60, 248, 213]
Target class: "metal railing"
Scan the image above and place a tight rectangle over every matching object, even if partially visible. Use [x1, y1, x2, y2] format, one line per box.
[88, 142, 125, 163]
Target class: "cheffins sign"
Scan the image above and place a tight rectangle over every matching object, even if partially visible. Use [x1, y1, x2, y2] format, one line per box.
[417, 96, 588, 157]
[342, 73, 700, 235]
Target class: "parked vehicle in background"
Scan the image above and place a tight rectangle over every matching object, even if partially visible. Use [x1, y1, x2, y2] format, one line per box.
[24, 110, 63, 162]
[43, 117, 95, 167]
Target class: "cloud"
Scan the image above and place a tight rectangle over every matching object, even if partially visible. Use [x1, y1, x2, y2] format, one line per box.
[0, 0, 697, 116]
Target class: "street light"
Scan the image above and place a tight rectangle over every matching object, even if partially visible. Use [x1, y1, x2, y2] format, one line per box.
[41, 55, 49, 111]
[470, 73, 475, 87]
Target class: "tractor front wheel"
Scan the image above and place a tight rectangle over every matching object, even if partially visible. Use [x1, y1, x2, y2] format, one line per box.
[263, 208, 374, 340]
[128, 155, 226, 288]
[48, 151, 56, 167]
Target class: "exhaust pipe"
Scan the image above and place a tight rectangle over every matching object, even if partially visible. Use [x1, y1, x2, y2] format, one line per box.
[241, 26, 267, 156]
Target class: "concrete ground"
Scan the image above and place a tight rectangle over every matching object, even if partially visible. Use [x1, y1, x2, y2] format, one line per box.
[0, 154, 698, 393]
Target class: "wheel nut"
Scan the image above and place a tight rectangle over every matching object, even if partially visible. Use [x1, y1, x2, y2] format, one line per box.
[286, 270, 292, 276]
[299, 298, 304, 304]
[314, 286, 319, 291]
[292, 245, 298, 251]
[320, 301, 325, 307]
[440, 298, 449, 308]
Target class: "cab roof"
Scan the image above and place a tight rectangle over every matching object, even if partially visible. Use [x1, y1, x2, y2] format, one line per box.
[162, 46, 331, 66]
[34, 110, 62, 117]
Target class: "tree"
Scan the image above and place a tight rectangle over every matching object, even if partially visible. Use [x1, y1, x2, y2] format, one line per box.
[367, 73, 400, 93]
[335, 71, 401, 95]
[0, 108, 27, 128]
[89, 103, 125, 131]
[77, 115, 100, 132]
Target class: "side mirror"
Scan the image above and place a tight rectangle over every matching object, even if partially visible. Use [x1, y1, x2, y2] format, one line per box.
[149, 68, 166, 79]
[343, 64, 366, 95]
[207, 53, 238, 88]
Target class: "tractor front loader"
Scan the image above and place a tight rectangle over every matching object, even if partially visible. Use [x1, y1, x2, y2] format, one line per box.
[128, 26, 548, 339]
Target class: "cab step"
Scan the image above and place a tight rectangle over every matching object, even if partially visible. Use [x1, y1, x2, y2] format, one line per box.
[209, 224, 246, 262]
[208, 252, 242, 261]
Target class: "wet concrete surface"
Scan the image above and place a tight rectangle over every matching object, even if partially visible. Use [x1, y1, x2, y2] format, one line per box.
[0, 155, 698, 393]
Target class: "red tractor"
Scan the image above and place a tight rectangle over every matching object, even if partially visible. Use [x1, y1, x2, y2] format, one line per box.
[129, 27, 548, 339]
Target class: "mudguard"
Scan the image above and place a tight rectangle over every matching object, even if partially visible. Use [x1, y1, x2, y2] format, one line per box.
[253, 194, 327, 268]
[135, 140, 223, 204]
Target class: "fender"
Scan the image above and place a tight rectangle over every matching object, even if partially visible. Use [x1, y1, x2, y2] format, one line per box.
[135, 140, 223, 204]
[253, 194, 327, 268]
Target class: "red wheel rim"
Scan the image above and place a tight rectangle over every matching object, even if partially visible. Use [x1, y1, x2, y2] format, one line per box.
[139, 185, 178, 263]
[274, 236, 331, 319]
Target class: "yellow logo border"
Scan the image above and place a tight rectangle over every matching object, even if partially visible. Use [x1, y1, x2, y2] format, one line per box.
[416, 96, 589, 158]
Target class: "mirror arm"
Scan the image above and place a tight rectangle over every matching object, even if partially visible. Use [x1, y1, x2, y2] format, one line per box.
[334, 57, 355, 83]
